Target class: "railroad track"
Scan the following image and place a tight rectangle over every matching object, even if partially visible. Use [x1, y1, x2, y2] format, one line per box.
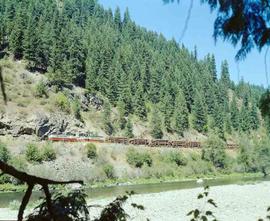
[48, 135, 238, 149]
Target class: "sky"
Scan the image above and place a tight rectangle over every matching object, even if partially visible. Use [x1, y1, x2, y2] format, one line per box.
[98, 0, 268, 87]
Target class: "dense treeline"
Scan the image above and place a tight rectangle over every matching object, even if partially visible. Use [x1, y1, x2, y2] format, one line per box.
[0, 0, 264, 139]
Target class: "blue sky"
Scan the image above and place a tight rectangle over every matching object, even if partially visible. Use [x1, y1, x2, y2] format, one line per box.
[98, 0, 268, 87]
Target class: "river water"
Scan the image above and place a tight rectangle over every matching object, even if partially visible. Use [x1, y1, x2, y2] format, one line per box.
[0, 175, 269, 208]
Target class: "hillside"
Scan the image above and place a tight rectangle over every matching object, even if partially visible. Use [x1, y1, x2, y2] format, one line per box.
[0, 0, 266, 141]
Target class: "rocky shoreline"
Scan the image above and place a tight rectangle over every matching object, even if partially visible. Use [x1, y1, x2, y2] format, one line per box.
[89, 181, 270, 221]
[1, 181, 270, 220]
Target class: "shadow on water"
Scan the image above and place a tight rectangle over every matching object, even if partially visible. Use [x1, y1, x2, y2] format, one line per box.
[0, 176, 270, 208]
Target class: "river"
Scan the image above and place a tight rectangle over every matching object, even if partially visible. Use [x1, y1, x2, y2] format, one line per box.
[1, 176, 270, 220]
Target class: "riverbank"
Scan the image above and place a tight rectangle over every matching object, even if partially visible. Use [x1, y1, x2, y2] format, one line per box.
[1, 179, 270, 220]
[0, 172, 262, 192]
[89, 180, 270, 221]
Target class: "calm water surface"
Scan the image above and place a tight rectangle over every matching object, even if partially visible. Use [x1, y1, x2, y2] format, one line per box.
[0, 176, 269, 208]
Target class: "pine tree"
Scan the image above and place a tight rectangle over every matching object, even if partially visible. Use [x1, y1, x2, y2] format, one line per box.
[161, 91, 174, 132]
[230, 95, 239, 130]
[249, 103, 259, 130]
[23, 18, 40, 69]
[134, 82, 147, 119]
[123, 8, 131, 27]
[9, 6, 25, 59]
[212, 102, 225, 139]
[210, 54, 217, 82]
[150, 108, 163, 139]
[220, 60, 230, 89]
[171, 91, 189, 136]
[192, 92, 207, 133]
[102, 101, 114, 135]
[114, 7, 122, 30]
[124, 119, 134, 138]
[239, 106, 250, 132]
[117, 99, 127, 130]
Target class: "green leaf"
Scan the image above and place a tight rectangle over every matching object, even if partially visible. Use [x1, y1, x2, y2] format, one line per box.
[187, 210, 194, 216]
[205, 211, 212, 216]
[131, 203, 145, 210]
[204, 186, 210, 190]
[194, 209, 200, 218]
[207, 199, 217, 208]
[201, 215, 208, 221]
[197, 194, 204, 199]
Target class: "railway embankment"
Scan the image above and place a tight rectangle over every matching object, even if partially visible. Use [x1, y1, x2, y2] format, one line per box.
[0, 134, 267, 193]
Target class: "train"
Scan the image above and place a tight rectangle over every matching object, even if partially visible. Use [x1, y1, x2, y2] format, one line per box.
[48, 135, 238, 149]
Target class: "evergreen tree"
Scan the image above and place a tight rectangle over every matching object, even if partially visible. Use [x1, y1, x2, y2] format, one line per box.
[150, 108, 163, 139]
[220, 60, 230, 89]
[239, 106, 250, 132]
[192, 92, 207, 133]
[212, 102, 225, 139]
[102, 101, 114, 135]
[210, 54, 217, 82]
[249, 103, 259, 130]
[134, 82, 147, 119]
[23, 18, 40, 69]
[123, 8, 131, 26]
[124, 119, 134, 138]
[230, 96, 239, 130]
[114, 7, 122, 30]
[9, 6, 25, 59]
[171, 91, 189, 136]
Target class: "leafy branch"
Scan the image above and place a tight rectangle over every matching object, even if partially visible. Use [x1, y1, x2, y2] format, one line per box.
[187, 186, 218, 221]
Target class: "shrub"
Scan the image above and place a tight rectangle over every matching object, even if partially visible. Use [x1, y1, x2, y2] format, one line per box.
[167, 151, 187, 166]
[202, 135, 228, 169]
[103, 164, 114, 179]
[71, 99, 81, 120]
[237, 139, 257, 173]
[0, 174, 11, 184]
[86, 143, 97, 159]
[126, 149, 152, 168]
[54, 93, 70, 113]
[25, 143, 43, 163]
[34, 80, 47, 98]
[0, 142, 11, 162]
[9, 156, 28, 184]
[42, 144, 57, 161]
[255, 138, 270, 176]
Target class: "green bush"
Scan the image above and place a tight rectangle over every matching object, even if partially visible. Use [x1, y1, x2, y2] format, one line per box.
[34, 80, 47, 98]
[54, 93, 70, 113]
[0, 174, 11, 184]
[126, 149, 152, 168]
[103, 164, 114, 179]
[202, 135, 228, 169]
[0, 142, 11, 162]
[86, 143, 97, 159]
[255, 138, 270, 176]
[42, 144, 57, 161]
[71, 99, 81, 120]
[9, 156, 28, 184]
[25, 143, 43, 163]
[167, 151, 187, 166]
[237, 139, 257, 173]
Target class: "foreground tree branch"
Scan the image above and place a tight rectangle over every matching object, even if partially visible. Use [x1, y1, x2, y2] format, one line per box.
[0, 160, 83, 220]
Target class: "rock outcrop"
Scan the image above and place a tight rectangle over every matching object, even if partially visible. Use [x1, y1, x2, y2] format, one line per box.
[0, 112, 90, 139]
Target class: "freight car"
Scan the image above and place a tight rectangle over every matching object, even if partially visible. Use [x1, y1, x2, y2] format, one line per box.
[48, 135, 238, 149]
